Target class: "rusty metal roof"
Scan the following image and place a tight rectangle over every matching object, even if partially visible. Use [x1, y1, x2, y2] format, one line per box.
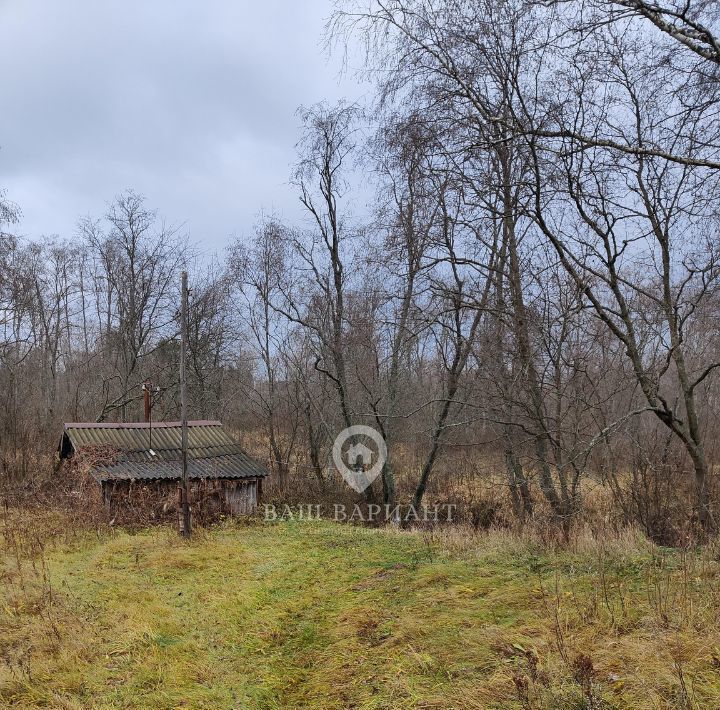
[59, 421, 268, 483]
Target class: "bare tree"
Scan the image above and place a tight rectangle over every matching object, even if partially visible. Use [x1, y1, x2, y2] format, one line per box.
[229, 219, 298, 486]
[79, 191, 188, 422]
[363, 112, 438, 506]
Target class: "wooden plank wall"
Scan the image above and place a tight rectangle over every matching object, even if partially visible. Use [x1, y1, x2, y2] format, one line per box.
[223, 479, 258, 515]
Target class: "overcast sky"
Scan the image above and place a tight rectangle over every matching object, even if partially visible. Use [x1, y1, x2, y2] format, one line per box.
[0, 0, 366, 254]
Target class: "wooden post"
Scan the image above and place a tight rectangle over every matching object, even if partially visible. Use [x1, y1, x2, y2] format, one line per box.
[179, 271, 192, 536]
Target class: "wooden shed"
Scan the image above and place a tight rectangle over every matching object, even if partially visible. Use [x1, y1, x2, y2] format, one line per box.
[57, 420, 269, 515]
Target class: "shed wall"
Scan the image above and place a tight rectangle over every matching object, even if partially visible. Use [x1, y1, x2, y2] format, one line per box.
[101, 477, 260, 518]
[223, 479, 258, 515]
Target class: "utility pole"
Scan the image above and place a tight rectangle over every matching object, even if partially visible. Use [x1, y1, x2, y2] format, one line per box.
[179, 271, 192, 537]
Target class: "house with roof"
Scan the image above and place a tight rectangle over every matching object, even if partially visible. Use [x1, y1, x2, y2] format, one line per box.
[57, 420, 269, 516]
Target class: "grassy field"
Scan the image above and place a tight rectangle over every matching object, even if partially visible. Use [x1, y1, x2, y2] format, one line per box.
[2, 518, 720, 708]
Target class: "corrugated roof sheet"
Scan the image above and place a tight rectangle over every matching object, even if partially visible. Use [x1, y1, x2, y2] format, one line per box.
[60, 421, 268, 483]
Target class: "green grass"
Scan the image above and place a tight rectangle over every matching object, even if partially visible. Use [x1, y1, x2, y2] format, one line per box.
[2, 518, 720, 708]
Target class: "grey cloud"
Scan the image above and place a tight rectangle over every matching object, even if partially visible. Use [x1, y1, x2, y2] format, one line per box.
[0, 0, 365, 249]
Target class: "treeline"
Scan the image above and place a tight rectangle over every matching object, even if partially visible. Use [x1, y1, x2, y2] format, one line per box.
[2, 0, 720, 542]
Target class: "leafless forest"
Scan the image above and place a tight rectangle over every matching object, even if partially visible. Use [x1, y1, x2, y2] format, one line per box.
[2, 0, 720, 544]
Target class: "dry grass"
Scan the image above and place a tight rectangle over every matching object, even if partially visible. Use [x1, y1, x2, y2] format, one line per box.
[2, 511, 720, 708]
